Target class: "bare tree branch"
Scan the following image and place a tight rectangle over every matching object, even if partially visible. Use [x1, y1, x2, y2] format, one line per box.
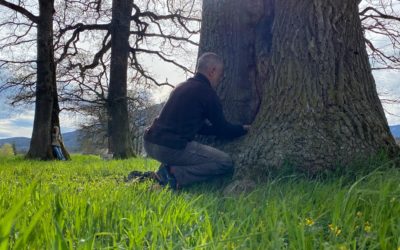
[134, 47, 194, 73]
[360, 6, 400, 22]
[360, 1, 400, 70]
[0, 0, 38, 23]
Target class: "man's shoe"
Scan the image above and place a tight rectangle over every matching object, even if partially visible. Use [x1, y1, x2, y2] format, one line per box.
[154, 164, 170, 186]
[154, 164, 179, 190]
[125, 170, 155, 182]
[168, 175, 179, 190]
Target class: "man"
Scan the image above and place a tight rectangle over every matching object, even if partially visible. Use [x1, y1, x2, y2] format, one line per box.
[144, 52, 250, 189]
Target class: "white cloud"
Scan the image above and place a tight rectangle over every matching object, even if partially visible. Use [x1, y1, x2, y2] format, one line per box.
[0, 110, 34, 138]
[382, 103, 400, 125]
[0, 109, 79, 139]
[374, 69, 400, 125]
[59, 112, 81, 133]
[138, 46, 196, 103]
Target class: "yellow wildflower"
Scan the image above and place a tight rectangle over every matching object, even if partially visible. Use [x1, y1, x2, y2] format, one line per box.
[364, 221, 372, 233]
[305, 218, 315, 226]
[328, 224, 342, 236]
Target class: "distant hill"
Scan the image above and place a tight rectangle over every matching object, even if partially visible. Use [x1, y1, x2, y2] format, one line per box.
[0, 137, 30, 153]
[60, 130, 82, 152]
[0, 103, 164, 155]
[2, 124, 400, 154]
[0, 130, 82, 154]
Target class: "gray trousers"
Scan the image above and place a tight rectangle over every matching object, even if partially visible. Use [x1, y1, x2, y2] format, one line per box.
[144, 140, 234, 186]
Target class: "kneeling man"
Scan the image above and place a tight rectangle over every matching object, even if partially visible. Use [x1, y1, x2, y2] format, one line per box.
[144, 52, 249, 189]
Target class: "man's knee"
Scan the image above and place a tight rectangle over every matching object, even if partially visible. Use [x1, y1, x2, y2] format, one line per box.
[222, 164, 234, 175]
[219, 156, 234, 175]
[218, 153, 233, 168]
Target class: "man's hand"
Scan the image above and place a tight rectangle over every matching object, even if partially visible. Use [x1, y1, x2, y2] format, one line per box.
[243, 125, 251, 132]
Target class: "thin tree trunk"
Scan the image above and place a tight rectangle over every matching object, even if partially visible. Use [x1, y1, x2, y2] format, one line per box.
[199, 0, 399, 182]
[26, 0, 56, 160]
[107, 0, 135, 159]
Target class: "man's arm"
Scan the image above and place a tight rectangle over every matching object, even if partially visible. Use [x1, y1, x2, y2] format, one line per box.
[243, 125, 251, 132]
[198, 120, 217, 135]
[205, 92, 247, 139]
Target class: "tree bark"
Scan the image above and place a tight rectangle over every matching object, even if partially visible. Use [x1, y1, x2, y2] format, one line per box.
[199, 0, 399, 180]
[199, 0, 266, 124]
[107, 0, 135, 159]
[0, 1, 69, 160]
[27, 0, 64, 160]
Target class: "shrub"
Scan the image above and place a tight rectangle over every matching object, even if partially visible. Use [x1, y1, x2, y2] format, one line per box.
[0, 143, 15, 157]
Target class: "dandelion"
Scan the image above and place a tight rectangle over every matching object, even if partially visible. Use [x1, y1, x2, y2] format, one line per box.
[329, 223, 342, 236]
[364, 221, 372, 233]
[305, 218, 315, 226]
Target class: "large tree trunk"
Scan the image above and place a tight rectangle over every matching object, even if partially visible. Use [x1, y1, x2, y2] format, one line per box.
[199, 0, 266, 124]
[107, 0, 135, 159]
[199, 0, 398, 181]
[27, 0, 69, 160]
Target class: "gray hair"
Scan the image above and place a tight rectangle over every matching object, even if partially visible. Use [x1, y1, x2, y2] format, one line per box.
[196, 52, 223, 73]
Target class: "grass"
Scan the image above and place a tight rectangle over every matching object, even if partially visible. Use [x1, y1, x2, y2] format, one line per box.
[0, 155, 400, 249]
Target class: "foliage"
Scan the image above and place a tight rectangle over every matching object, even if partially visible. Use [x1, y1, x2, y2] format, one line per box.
[78, 88, 159, 155]
[0, 155, 399, 249]
[0, 143, 14, 157]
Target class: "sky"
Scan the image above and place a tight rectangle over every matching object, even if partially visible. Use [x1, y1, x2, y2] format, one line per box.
[0, 58, 188, 139]
[0, 1, 400, 139]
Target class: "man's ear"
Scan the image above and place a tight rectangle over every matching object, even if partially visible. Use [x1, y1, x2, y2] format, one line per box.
[210, 67, 217, 76]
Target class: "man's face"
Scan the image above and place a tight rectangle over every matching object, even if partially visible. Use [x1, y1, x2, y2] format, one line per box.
[209, 64, 224, 88]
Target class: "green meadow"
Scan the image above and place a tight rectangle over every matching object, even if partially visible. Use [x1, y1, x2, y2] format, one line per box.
[0, 155, 399, 249]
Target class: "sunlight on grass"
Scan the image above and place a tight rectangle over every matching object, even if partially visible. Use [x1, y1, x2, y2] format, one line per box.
[0, 155, 399, 249]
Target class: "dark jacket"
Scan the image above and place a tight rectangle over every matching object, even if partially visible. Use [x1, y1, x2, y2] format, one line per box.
[144, 73, 247, 149]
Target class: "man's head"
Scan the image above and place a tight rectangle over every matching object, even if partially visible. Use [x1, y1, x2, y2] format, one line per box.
[53, 126, 59, 133]
[196, 52, 224, 88]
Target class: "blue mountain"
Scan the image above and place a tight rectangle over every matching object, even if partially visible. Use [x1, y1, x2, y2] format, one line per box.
[0, 130, 81, 153]
[1, 125, 400, 154]
[389, 125, 400, 138]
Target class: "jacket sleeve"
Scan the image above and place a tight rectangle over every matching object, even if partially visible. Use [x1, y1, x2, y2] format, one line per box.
[198, 120, 217, 135]
[204, 91, 247, 139]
